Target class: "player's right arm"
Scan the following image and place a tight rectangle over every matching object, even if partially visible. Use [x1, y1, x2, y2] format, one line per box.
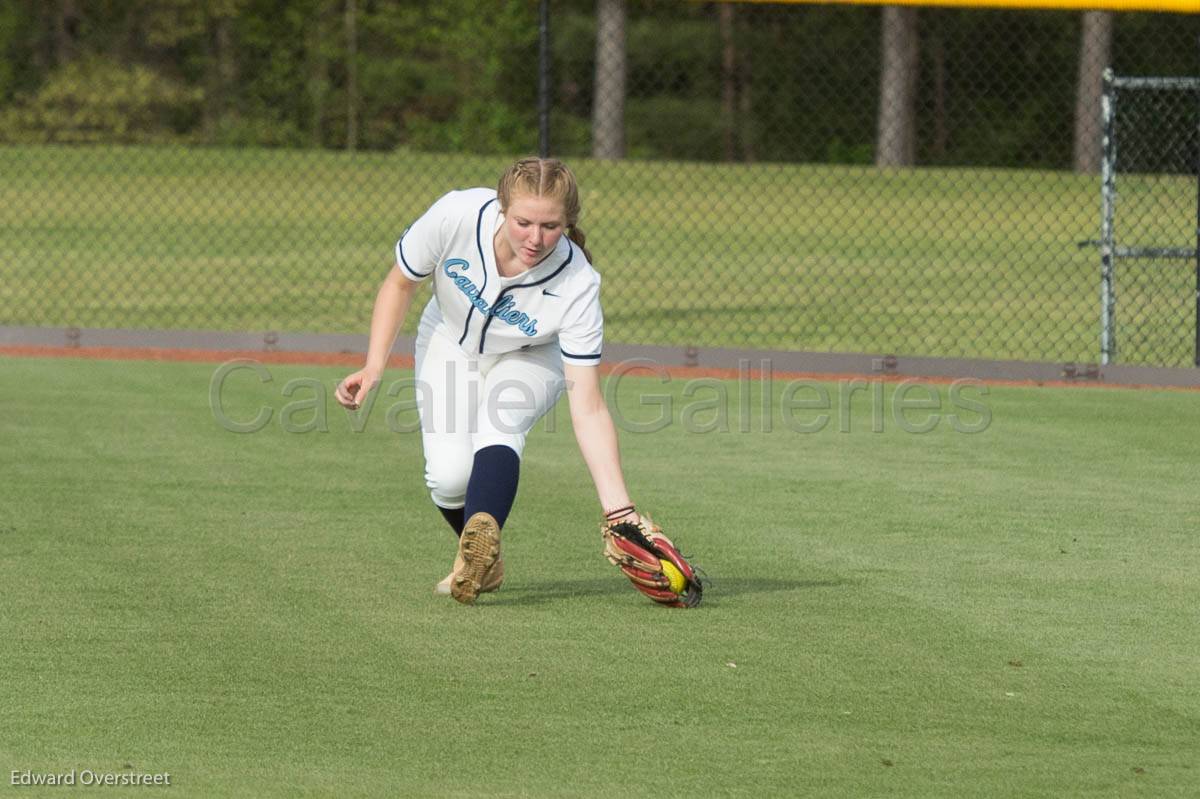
[335, 266, 421, 409]
[338, 190, 463, 409]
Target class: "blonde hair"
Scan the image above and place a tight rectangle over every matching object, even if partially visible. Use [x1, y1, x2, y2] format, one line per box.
[497, 157, 592, 263]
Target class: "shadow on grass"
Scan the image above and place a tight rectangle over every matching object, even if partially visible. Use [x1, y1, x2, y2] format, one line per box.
[484, 575, 849, 607]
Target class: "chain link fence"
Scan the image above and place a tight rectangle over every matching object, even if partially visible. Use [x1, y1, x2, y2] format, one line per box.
[0, 2, 1197, 367]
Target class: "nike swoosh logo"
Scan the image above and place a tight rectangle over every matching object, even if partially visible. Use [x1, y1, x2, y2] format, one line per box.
[542, 289, 559, 297]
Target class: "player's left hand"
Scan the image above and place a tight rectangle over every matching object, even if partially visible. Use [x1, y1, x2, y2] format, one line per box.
[601, 513, 703, 608]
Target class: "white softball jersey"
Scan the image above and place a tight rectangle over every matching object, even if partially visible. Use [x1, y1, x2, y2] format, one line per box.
[395, 187, 604, 367]
[395, 188, 602, 505]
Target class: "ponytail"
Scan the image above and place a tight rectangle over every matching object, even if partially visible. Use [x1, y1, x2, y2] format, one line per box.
[567, 224, 593, 264]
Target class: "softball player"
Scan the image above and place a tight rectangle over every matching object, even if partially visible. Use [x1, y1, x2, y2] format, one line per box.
[336, 158, 643, 604]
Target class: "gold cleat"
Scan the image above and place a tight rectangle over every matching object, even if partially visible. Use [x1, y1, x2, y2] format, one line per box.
[448, 512, 502, 605]
[435, 551, 504, 596]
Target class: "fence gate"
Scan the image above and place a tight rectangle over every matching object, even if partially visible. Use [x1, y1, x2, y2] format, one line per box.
[1098, 70, 1200, 367]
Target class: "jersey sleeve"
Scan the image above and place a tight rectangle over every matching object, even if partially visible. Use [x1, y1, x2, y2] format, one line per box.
[394, 191, 456, 282]
[558, 274, 604, 367]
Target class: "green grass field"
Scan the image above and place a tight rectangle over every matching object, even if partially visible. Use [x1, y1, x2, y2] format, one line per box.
[2, 145, 1195, 365]
[3, 354, 1197, 797]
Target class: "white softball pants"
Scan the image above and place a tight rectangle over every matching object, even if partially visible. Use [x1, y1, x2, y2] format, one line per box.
[414, 312, 565, 509]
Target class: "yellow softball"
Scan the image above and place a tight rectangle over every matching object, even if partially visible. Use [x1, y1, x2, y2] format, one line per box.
[660, 559, 687, 593]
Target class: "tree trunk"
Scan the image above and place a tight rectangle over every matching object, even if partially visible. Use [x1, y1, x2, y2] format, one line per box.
[1072, 11, 1112, 174]
[719, 3, 736, 162]
[930, 31, 946, 160]
[204, 11, 236, 140]
[875, 6, 919, 168]
[345, 0, 358, 152]
[739, 28, 755, 163]
[308, 3, 330, 149]
[592, 0, 626, 160]
[52, 0, 79, 67]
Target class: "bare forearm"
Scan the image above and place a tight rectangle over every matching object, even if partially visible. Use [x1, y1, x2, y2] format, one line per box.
[365, 271, 417, 372]
[336, 270, 418, 410]
[571, 404, 632, 513]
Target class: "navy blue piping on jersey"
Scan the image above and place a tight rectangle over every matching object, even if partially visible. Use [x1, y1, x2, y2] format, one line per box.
[457, 198, 497, 348]
[396, 228, 432, 280]
[559, 348, 602, 361]
[477, 241, 575, 355]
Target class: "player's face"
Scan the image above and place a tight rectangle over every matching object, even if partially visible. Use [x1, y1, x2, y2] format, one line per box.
[501, 193, 568, 268]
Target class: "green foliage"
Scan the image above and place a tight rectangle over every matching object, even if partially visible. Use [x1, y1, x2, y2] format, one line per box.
[360, 0, 541, 153]
[0, 2, 19, 103]
[0, 0, 44, 103]
[0, 55, 201, 144]
[625, 96, 725, 160]
[0, 1, 1194, 165]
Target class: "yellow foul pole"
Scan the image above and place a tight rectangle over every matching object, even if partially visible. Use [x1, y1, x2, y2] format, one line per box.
[723, 0, 1199, 15]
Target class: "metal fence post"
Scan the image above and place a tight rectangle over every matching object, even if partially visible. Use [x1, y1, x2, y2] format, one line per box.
[538, 0, 551, 158]
[1100, 68, 1117, 365]
[1195, 37, 1200, 366]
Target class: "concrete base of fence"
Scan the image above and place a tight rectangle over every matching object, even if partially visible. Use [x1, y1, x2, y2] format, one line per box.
[2, 325, 1197, 389]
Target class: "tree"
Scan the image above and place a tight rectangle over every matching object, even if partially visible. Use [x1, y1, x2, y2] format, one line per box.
[719, 2, 736, 162]
[205, 5, 238, 139]
[0, 55, 200, 143]
[1072, 11, 1112, 174]
[875, 6, 919, 168]
[592, 0, 626, 160]
[0, 2, 26, 103]
[305, 2, 332, 148]
[345, 0, 358, 151]
[51, 0, 79, 67]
